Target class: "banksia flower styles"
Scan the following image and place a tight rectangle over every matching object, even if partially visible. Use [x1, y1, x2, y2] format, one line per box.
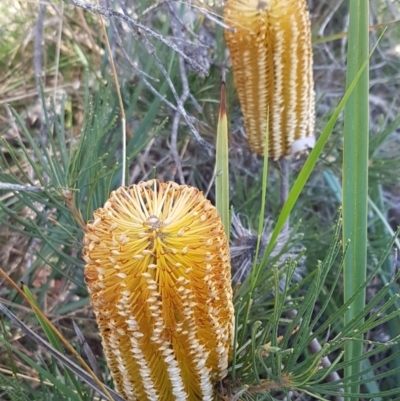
[83, 180, 234, 401]
[224, 0, 315, 159]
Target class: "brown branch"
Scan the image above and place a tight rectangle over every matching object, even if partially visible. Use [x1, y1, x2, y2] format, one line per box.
[61, 0, 208, 76]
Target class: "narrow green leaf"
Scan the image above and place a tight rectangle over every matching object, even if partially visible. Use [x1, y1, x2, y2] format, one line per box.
[215, 79, 230, 240]
[22, 285, 85, 400]
[342, 2, 370, 397]
[0, 337, 79, 400]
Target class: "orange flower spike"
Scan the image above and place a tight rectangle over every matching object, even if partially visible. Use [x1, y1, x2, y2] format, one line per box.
[83, 180, 234, 401]
[224, 0, 315, 159]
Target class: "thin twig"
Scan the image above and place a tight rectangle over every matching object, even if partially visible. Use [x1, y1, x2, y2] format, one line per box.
[145, 30, 211, 150]
[116, 0, 211, 151]
[34, 2, 46, 83]
[188, 3, 235, 32]
[72, 320, 104, 382]
[139, 0, 234, 33]
[31, 0, 211, 151]
[139, 0, 171, 20]
[110, 18, 177, 113]
[167, 3, 206, 45]
[111, 16, 207, 129]
[170, 113, 185, 183]
[140, 155, 170, 182]
[189, 93, 203, 113]
[53, 1, 64, 100]
[168, 1, 203, 183]
[0, 83, 78, 106]
[4, 105, 21, 140]
[204, 168, 217, 199]
[97, 0, 127, 187]
[162, 35, 209, 48]
[109, 21, 159, 81]
[34, 1, 47, 140]
[229, 385, 249, 401]
[318, 0, 345, 37]
[0, 183, 45, 192]
[61, 0, 208, 76]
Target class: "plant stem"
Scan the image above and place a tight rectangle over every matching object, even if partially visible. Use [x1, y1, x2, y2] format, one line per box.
[279, 157, 290, 234]
[343, 1, 369, 398]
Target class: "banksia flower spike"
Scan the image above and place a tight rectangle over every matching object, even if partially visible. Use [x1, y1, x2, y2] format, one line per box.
[224, 0, 315, 159]
[83, 180, 234, 401]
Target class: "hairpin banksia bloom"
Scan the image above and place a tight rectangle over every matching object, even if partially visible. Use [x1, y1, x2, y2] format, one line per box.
[224, 0, 315, 159]
[83, 180, 234, 401]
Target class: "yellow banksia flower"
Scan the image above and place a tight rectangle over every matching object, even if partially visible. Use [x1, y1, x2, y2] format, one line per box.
[224, 0, 315, 159]
[83, 180, 234, 401]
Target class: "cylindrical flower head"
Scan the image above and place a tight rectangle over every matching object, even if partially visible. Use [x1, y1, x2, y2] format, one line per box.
[83, 180, 234, 401]
[224, 0, 315, 159]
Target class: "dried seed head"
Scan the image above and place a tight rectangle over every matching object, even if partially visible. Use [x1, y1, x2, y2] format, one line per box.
[230, 214, 261, 284]
[224, 0, 315, 159]
[230, 214, 304, 286]
[83, 180, 234, 401]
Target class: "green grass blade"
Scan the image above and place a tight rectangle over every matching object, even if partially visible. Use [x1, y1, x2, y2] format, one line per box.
[22, 286, 64, 353]
[22, 285, 85, 400]
[215, 79, 230, 240]
[251, 112, 269, 289]
[0, 303, 124, 401]
[236, 113, 270, 347]
[342, 2, 370, 397]
[0, 374, 32, 401]
[0, 337, 80, 400]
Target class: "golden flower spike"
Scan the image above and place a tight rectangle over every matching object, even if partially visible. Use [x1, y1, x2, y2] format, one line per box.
[224, 0, 315, 159]
[83, 180, 234, 401]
